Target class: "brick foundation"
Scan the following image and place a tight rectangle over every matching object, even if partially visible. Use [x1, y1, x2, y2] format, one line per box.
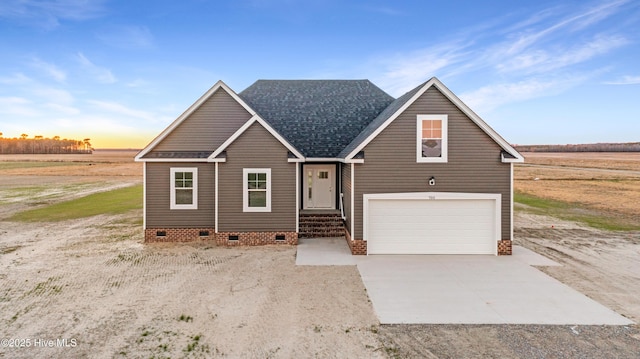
[498, 239, 512, 255]
[344, 229, 367, 255]
[145, 228, 215, 243]
[215, 231, 297, 246]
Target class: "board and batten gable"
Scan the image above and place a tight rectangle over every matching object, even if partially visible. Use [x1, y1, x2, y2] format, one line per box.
[146, 162, 215, 228]
[149, 88, 252, 154]
[218, 122, 296, 232]
[354, 86, 511, 240]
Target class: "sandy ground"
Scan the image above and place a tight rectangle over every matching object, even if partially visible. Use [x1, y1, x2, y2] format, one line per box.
[1, 151, 639, 358]
[0, 212, 382, 358]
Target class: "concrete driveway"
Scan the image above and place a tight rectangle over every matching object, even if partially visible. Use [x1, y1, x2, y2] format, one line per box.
[296, 238, 634, 325]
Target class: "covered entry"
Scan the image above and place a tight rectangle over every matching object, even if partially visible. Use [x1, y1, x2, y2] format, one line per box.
[364, 192, 501, 255]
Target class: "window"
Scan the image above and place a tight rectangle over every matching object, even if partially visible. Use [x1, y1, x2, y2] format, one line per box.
[417, 115, 448, 162]
[243, 168, 271, 212]
[170, 168, 198, 209]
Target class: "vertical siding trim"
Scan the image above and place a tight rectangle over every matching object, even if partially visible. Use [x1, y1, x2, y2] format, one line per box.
[296, 163, 300, 232]
[215, 161, 219, 233]
[143, 162, 147, 230]
[351, 164, 355, 238]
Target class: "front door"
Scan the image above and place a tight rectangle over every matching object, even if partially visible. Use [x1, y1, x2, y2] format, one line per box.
[304, 165, 335, 209]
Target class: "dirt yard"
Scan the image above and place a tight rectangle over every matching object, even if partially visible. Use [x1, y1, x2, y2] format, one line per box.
[1, 151, 639, 358]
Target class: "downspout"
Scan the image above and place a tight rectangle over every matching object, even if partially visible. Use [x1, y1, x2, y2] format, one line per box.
[296, 162, 300, 233]
[215, 162, 219, 233]
[350, 163, 355, 239]
[510, 162, 514, 241]
[143, 162, 147, 230]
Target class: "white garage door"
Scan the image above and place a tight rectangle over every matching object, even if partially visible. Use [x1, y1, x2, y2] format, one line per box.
[365, 193, 500, 255]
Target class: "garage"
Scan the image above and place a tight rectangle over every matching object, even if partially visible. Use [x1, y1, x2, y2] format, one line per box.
[364, 192, 501, 255]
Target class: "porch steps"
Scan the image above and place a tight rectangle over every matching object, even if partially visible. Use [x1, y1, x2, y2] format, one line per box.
[299, 212, 345, 238]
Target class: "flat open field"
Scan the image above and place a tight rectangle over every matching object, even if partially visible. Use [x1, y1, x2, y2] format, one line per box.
[0, 151, 639, 358]
[516, 152, 640, 228]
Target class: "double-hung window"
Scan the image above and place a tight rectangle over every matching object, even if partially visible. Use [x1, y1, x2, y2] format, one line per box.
[417, 114, 448, 162]
[170, 168, 198, 209]
[243, 168, 271, 212]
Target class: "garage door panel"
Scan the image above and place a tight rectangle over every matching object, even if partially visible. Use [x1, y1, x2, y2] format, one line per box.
[366, 195, 498, 255]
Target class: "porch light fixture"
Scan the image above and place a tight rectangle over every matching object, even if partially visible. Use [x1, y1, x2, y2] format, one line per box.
[428, 176, 436, 186]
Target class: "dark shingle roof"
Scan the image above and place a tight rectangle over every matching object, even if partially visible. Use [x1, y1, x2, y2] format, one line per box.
[339, 80, 427, 158]
[239, 80, 394, 158]
[143, 151, 211, 159]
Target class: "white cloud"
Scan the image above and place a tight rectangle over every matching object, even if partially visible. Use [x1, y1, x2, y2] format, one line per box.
[369, 0, 632, 110]
[0, 0, 106, 29]
[0, 97, 41, 117]
[460, 75, 588, 113]
[0, 73, 32, 85]
[87, 100, 156, 122]
[604, 75, 640, 85]
[31, 58, 67, 82]
[126, 79, 149, 88]
[97, 25, 154, 49]
[45, 103, 80, 115]
[495, 34, 628, 74]
[33, 87, 74, 105]
[77, 52, 117, 84]
[373, 42, 471, 96]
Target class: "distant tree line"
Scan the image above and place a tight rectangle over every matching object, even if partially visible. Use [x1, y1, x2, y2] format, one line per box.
[0, 133, 92, 154]
[514, 142, 640, 152]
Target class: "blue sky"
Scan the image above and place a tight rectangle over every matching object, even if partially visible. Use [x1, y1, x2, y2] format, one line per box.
[0, 0, 638, 148]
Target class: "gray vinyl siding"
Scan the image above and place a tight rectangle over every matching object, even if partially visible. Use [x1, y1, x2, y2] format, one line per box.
[218, 122, 296, 231]
[341, 162, 352, 235]
[354, 86, 511, 240]
[146, 162, 215, 228]
[151, 89, 252, 153]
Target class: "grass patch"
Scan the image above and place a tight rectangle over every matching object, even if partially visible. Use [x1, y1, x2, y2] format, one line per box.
[0, 161, 77, 170]
[8, 184, 142, 222]
[515, 191, 640, 231]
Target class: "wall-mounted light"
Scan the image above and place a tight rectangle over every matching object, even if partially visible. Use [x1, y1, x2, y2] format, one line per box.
[428, 176, 436, 186]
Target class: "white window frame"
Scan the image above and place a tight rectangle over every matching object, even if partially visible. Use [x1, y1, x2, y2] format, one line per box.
[243, 168, 271, 212]
[417, 114, 448, 163]
[170, 167, 198, 210]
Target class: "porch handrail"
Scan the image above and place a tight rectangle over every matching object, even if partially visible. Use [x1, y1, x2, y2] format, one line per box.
[339, 193, 346, 220]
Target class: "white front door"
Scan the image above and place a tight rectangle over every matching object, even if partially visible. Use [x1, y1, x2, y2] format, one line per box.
[304, 165, 335, 209]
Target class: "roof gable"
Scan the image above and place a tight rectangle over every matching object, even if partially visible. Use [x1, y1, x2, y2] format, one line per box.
[342, 77, 523, 162]
[239, 80, 394, 158]
[135, 81, 256, 161]
[209, 114, 304, 162]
